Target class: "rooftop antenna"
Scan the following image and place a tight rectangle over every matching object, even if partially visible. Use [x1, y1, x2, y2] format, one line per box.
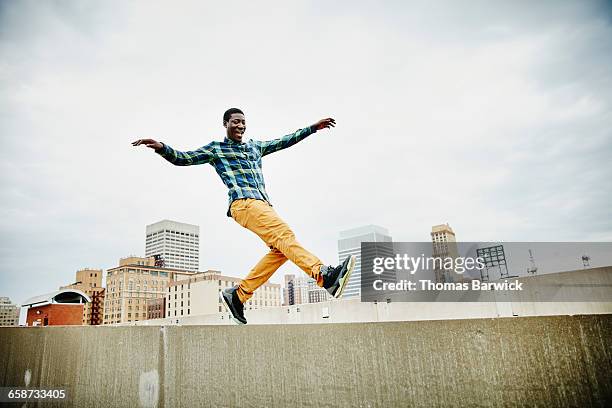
[581, 254, 591, 268]
[154, 254, 165, 268]
[527, 249, 538, 275]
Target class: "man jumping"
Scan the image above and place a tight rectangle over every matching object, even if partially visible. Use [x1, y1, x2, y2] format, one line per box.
[132, 108, 355, 324]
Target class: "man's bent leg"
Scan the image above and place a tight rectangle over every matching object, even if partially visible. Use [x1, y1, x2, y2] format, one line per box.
[231, 199, 325, 286]
[236, 248, 287, 304]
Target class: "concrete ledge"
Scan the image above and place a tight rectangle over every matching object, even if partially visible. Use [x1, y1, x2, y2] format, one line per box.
[1, 315, 611, 407]
[134, 298, 612, 326]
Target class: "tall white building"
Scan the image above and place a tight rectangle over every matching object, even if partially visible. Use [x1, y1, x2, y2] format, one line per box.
[145, 220, 200, 272]
[338, 225, 393, 299]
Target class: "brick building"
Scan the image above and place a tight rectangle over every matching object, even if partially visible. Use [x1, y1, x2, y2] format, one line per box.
[22, 289, 91, 327]
[147, 297, 166, 319]
[61, 268, 105, 325]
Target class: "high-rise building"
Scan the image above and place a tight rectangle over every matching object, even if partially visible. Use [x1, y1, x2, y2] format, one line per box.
[165, 270, 281, 319]
[103, 256, 196, 324]
[431, 223, 457, 248]
[283, 274, 310, 305]
[61, 268, 105, 325]
[431, 223, 460, 283]
[0, 297, 20, 326]
[145, 220, 200, 271]
[338, 225, 393, 299]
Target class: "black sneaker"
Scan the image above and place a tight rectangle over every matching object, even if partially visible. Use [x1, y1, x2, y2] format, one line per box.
[321, 255, 356, 298]
[219, 286, 247, 325]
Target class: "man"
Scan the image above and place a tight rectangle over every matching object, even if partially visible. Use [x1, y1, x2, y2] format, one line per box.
[132, 108, 355, 324]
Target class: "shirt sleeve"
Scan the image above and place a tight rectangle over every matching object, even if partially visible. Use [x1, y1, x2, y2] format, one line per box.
[156, 142, 216, 166]
[254, 125, 317, 157]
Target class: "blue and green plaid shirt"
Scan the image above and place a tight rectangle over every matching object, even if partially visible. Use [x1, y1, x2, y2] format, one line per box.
[156, 125, 317, 216]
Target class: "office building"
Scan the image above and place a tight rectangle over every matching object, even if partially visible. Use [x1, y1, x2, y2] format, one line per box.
[431, 223, 460, 283]
[165, 270, 281, 319]
[283, 274, 310, 305]
[0, 297, 20, 326]
[145, 220, 200, 271]
[283, 274, 294, 306]
[104, 256, 196, 324]
[338, 225, 393, 298]
[307, 279, 331, 303]
[284, 272, 332, 305]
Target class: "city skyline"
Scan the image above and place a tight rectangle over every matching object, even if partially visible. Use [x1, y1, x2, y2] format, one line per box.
[2, 1, 611, 306]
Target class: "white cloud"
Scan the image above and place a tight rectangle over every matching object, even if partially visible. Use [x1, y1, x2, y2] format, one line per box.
[1, 0, 611, 304]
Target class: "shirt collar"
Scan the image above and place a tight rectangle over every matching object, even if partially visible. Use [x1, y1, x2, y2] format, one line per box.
[224, 137, 245, 145]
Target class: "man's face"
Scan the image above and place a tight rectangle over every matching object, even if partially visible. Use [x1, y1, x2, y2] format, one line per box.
[225, 113, 246, 143]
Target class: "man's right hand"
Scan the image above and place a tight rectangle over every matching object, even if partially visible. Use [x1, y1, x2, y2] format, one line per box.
[132, 139, 163, 151]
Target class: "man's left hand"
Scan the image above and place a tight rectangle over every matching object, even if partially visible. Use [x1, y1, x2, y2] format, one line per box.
[312, 118, 336, 131]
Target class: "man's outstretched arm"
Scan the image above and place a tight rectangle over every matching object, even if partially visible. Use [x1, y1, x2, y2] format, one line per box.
[256, 117, 336, 157]
[132, 138, 215, 166]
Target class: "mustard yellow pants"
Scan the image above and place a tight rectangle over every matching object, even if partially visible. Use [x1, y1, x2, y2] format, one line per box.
[230, 198, 324, 303]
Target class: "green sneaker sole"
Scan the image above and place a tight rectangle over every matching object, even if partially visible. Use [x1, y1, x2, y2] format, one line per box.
[334, 255, 356, 299]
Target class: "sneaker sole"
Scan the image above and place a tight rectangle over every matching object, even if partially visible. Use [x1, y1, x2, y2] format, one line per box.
[334, 255, 356, 299]
[219, 291, 246, 325]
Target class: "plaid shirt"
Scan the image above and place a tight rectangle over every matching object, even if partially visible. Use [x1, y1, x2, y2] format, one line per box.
[156, 125, 317, 216]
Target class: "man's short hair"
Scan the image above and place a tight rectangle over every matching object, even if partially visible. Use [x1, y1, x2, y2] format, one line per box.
[223, 108, 244, 125]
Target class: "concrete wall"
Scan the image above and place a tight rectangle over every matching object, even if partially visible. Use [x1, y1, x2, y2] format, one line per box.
[1, 315, 610, 407]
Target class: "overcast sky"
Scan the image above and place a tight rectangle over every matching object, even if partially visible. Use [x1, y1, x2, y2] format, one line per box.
[1, 0, 611, 306]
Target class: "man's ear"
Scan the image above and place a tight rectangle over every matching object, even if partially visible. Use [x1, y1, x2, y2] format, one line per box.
[223, 121, 227, 128]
